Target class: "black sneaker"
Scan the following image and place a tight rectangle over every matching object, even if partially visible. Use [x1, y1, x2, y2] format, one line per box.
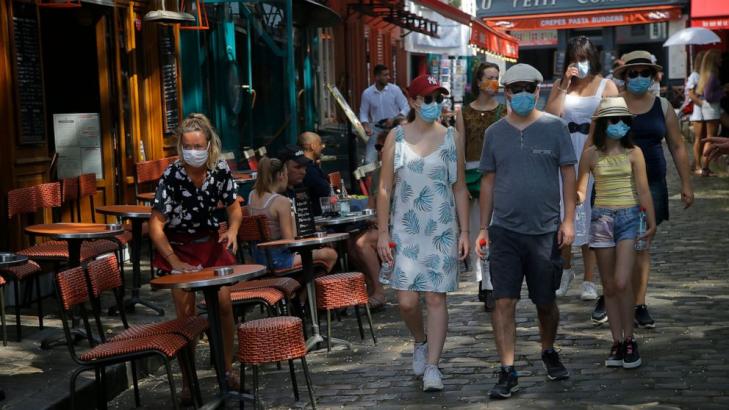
[623, 338, 642, 369]
[591, 296, 608, 324]
[541, 349, 570, 381]
[489, 367, 519, 399]
[605, 341, 624, 367]
[484, 290, 495, 312]
[634, 304, 655, 328]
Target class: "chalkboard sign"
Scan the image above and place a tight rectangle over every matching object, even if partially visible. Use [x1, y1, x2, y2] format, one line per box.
[12, 1, 45, 144]
[159, 26, 180, 135]
[292, 187, 316, 239]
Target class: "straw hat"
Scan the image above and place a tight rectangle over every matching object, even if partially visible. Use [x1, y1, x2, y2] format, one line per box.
[612, 50, 662, 78]
[592, 97, 634, 119]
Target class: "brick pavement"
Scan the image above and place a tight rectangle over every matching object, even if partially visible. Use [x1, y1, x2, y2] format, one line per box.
[2, 149, 729, 409]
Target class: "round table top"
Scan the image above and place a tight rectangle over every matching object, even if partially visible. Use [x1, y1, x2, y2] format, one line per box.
[25, 223, 125, 240]
[150, 264, 266, 290]
[315, 212, 375, 226]
[136, 192, 155, 202]
[0, 252, 28, 268]
[256, 232, 349, 250]
[96, 205, 152, 218]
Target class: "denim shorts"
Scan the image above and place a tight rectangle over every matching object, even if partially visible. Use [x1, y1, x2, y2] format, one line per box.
[589, 206, 640, 248]
[253, 246, 294, 270]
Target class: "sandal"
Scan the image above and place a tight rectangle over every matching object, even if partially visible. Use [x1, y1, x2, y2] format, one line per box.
[368, 295, 386, 312]
[701, 168, 715, 177]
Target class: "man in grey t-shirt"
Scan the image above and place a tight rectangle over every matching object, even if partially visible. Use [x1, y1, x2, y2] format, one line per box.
[474, 64, 577, 399]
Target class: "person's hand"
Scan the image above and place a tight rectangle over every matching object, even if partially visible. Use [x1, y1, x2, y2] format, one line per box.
[377, 232, 394, 264]
[169, 258, 201, 274]
[639, 224, 656, 250]
[475, 229, 489, 258]
[219, 230, 238, 254]
[563, 64, 578, 87]
[558, 220, 575, 249]
[704, 136, 729, 163]
[363, 123, 373, 136]
[680, 184, 694, 209]
[458, 231, 469, 261]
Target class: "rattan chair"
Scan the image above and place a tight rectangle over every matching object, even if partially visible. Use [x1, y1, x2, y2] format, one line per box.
[315, 272, 376, 352]
[1, 276, 6, 346]
[238, 316, 316, 409]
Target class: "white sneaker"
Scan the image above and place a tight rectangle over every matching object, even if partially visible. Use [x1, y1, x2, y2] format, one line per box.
[555, 269, 574, 297]
[413, 341, 428, 377]
[581, 281, 598, 301]
[422, 364, 444, 392]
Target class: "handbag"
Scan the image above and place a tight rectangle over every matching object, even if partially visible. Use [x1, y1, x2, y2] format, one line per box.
[465, 168, 482, 198]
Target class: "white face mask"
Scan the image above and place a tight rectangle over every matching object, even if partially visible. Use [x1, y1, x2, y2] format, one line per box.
[576, 60, 590, 79]
[182, 142, 210, 168]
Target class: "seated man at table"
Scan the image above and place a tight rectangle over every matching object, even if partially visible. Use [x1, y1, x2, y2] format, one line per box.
[298, 131, 331, 216]
[263, 152, 338, 273]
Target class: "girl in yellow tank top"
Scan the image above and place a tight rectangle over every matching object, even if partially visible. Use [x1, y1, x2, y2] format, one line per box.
[576, 97, 656, 370]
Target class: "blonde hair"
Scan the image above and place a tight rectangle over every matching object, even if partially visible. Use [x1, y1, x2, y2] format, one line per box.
[697, 49, 720, 95]
[253, 156, 286, 197]
[176, 113, 222, 169]
[693, 50, 706, 74]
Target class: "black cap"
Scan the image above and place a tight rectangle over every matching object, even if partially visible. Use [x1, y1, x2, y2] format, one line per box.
[276, 144, 311, 165]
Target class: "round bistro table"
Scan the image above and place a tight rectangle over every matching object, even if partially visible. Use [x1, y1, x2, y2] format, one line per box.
[257, 232, 349, 351]
[151, 264, 266, 404]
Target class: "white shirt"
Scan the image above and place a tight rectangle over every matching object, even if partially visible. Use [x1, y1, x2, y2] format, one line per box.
[358, 83, 410, 125]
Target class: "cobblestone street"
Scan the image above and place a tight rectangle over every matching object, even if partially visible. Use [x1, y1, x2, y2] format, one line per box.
[3, 152, 729, 409]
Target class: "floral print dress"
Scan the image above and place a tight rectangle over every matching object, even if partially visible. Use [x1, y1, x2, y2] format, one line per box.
[389, 125, 459, 293]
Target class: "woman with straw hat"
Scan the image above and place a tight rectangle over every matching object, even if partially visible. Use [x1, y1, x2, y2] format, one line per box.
[577, 97, 656, 369]
[612, 50, 694, 329]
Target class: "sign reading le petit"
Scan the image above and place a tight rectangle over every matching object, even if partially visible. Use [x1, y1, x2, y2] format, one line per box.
[477, 0, 687, 18]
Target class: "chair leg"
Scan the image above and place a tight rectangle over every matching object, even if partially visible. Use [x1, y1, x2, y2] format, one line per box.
[163, 357, 180, 410]
[131, 360, 141, 407]
[354, 305, 364, 340]
[288, 359, 299, 401]
[364, 304, 377, 345]
[300, 357, 317, 410]
[35, 275, 43, 329]
[187, 347, 203, 407]
[99, 366, 109, 410]
[70, 367, 85, 410]
[1, 288, 7, 346]
[326, 310, 332, 352]
[252, 365, 260, 410]
[13, 280, 21, 341]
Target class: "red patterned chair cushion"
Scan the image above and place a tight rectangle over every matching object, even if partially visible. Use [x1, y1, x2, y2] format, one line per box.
[230, 277, 301, 299]
[80, 333, 188, 361]
[111, 316, 208, 342]
[0, 260, 42, 281]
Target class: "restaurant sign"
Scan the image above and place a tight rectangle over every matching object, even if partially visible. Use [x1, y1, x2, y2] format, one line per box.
[477, 0, 687, 18]
[511, 30, 558, 46]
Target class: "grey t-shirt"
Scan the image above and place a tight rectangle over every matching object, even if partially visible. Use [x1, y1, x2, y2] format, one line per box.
[480, 112, 576, 235]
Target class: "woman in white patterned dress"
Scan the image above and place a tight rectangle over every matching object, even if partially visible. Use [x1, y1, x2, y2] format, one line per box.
[376, 75, 469, 392]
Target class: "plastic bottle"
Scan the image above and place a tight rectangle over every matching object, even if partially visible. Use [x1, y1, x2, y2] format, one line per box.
[379, 242, 397, 285]
[575, 203, 588, 239]
[478, 238, 490, 274]
[635, 207, 648, 251]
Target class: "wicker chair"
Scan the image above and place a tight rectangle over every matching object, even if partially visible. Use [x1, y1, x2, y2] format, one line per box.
[56, 264, 196, 410]
[238, 316, 316, 409]
[134, 156, 178, 203]
[0, 276, 6, 346]
[315, 272, 376, 352]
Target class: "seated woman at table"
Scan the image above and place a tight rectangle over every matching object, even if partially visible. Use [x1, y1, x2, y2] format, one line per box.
[248, 156, 338, 275]
[149, 113, 242, 398]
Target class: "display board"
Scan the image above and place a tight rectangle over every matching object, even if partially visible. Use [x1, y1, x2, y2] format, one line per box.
[11, 1, 45, 144]
[292, 187, 316, 238]
[53, 113, 103, 179]
[326, 84, 368, 143]
[159, 26, 180, 135]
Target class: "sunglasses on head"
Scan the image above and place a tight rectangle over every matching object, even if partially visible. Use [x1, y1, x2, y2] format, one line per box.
[423, 94, 445, 104]
[508, 83, 537, 94]
[607, 116, 632, 125]
[626, 69, 653, 79]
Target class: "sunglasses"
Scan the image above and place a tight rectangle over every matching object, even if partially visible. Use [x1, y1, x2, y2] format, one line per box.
[626, 69, 653, 79]
[607, 117, 632, 125]
[507, 83, 537, 94]
[375, 143, 384, 152]
[423, 94, 445, 104]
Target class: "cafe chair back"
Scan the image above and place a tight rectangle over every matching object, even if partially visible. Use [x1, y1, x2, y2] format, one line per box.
[315, 272, 376, 351]
[238, 316, 317, 409]
[134, 156, 178, 203]
[56, 264, 196, 410]
[61, 177, 79, 222]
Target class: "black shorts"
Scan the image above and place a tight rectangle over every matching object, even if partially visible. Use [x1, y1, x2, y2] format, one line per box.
[488, 225, 562, 306]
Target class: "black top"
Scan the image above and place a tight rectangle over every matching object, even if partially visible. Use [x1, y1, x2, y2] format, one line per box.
[153, 159, 238, 234]
[303, 161, 331, 216]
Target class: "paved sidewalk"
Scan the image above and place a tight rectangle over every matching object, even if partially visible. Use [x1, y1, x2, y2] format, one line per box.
[2, 150, 729, 409]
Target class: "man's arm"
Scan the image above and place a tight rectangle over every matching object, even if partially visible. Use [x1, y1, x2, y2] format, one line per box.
[559, 165, 576, 249]
[475, 172, 494, 257]
[359, 89, 372, 135]
[395, 86, 410, 117]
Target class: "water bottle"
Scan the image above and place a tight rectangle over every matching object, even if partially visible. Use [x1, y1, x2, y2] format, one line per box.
[478, 238, 490, 271]
[635, 207, 648, 251]
[379, 242, 397, 285]
[575, 204, 588, 239]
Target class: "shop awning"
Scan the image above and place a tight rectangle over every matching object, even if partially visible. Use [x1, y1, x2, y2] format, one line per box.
[411, 0, 471, 26]
[691, 0, 729, 29]
[469, 20, 519, 62]
[485, 5, 682, 31]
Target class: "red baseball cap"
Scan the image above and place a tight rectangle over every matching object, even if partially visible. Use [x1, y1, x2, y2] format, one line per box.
[408, 74, 449, 98]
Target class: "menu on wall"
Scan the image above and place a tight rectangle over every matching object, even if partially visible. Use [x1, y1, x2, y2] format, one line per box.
[53, 113, 103, 179]
[12, 1, 45, 144]
[292, 187, 316, 239]
[159, 26, 180, 135]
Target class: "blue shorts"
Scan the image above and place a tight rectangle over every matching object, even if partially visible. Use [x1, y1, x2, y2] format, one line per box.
[589, 206, 640, 248]
[253, 246, 294, 270]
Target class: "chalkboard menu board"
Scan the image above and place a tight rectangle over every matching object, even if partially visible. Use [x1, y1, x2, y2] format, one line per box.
[292, 187, 316, 239]
[12, 1, 45, 144]
[159, 26, 180, 135]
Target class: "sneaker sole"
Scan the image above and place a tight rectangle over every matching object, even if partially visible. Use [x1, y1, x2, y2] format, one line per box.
[423, 384, 444, 392]
[489, 386, 520, 399]
[592, 315, 608, 324]
[581, 294, 598, 301]
[636, 322, 656, 329]
[623, 358, 642, 369]
[543, 363, 570, 381]
[605, 359, 623, 367]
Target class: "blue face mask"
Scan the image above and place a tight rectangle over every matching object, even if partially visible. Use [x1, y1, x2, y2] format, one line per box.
[627, 76, 653, 95]
[510, 91, 536, 117]
[418, 101, 442, 123]
[606, 120, 630, 139]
